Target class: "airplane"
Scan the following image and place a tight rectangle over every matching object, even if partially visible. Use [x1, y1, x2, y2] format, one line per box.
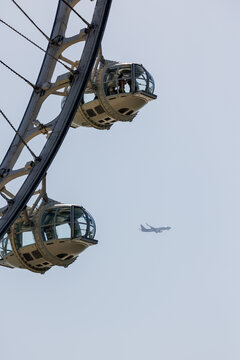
[140, 224, 171, 233]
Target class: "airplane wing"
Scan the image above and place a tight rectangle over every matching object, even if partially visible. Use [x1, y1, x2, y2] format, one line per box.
[146, 223, 154, 229]
[146, 223, 162, 232]
[140, 224, 153, 232]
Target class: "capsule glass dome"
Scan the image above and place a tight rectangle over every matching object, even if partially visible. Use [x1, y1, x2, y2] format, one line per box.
[61, 61, 156, 130]
[0, 205, 96, 258]
[0, 204, 97, 273]
[41, 205, 96, 241]
[104, 64, 155, 96]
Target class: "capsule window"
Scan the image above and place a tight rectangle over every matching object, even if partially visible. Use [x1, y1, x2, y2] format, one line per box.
[148, 73, 155, 94]
[135, 65, 148, 92]
[73, 207, 88, 238]
[73, 206, 96, 239]
[117, 67, 132, 94]
[15, 223, 35, 249]
[41, 205, 96, 241]
[83, 92, 95, 103]
[55, 208, 71, 239]
[0, 236, 12, 258]
[41, 207, 72, 241]
[134, 65, 155, 94]
[104, 68, 118, 95]
[104, 65, 132, 96]
[87, 215, 96, 239]
[41, 210, 56, 242]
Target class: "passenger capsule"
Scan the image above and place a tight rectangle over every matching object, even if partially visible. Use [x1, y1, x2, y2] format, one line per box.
[62, 61, 157, 130]
[0, 202, 97, 273]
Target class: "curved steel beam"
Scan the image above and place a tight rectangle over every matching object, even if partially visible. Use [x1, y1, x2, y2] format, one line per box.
[0, 0, 112, 238]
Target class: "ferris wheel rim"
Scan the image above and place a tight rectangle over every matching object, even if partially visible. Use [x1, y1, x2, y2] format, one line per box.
[0, 0, 112, 239]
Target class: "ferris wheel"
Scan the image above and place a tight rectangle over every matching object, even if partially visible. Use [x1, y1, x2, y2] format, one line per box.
[0, 0, 156, 273]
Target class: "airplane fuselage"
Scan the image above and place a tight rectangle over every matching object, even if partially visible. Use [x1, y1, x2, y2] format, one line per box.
[140, 224, 171, 233]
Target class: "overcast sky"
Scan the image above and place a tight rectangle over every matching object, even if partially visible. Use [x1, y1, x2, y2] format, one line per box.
[0, 1, 239, 359]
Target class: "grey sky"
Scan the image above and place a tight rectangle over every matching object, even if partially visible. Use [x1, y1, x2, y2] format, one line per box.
[0, 1, 239, 359]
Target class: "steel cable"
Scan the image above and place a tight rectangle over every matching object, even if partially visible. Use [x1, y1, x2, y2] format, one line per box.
[11, 0, 50, 41]
[0, 109, 38, 159]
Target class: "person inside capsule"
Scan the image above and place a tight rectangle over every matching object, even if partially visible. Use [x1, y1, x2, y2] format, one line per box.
[118, 68, 132, 93]
[104, 64, 155, 97]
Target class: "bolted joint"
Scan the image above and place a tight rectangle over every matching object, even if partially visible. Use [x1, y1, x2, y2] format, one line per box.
[32, 120, 49, 134]
[88, 23, 95, 30]
[50, 35, 64, 46]
[34, 156, 41, 163]
[25, 157, 41, 169]
[40, 89, 46, 97]
[25, 161, 34, 170]
[84, 27, 91, 34]
[0, 168, 10, 178]
[34, 86, 42, 94]
[41, 82, 51, 91]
